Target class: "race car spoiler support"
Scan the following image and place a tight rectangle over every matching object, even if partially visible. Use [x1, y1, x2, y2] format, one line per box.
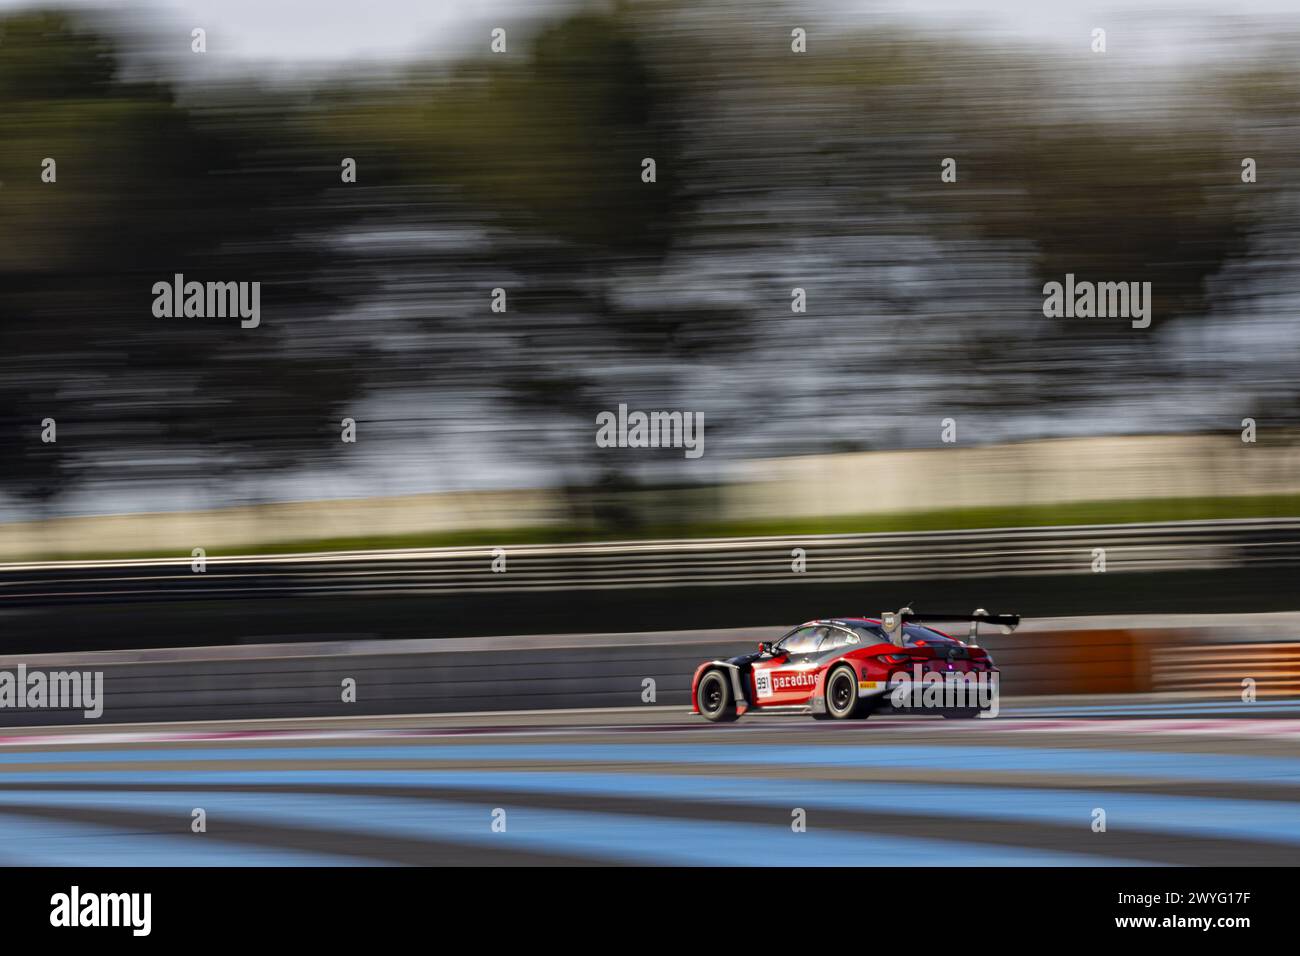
[880, 606, 1021, 648]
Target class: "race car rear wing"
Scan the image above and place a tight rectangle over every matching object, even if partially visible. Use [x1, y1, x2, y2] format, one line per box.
[880, 606, 1021, 648]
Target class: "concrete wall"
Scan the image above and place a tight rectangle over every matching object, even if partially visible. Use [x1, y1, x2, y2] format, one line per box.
[0, 616, 1290, 727]
[725, 433, 1300, 522]
[2, 432, 1297, 562]
[0, 488, 561, 561]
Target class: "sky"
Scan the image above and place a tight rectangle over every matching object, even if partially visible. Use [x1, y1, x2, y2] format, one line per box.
[3, 0, 1300, 70]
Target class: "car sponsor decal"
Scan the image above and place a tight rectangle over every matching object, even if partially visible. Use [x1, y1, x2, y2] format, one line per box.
[771, 670, 819, 692]
[754, 671, 772, 699]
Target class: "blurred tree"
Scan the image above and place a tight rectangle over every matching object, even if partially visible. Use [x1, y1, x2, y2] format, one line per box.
[316, 9, 749, 528]
[2, 2, 1294, 527]
[0, 11, 371, 512]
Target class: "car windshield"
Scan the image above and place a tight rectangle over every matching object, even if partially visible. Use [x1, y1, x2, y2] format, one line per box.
[774, 626, 823, 654]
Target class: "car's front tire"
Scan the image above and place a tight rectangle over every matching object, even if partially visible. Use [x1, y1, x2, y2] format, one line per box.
[824, 665, 869, 720]
[696, 669, 739, 722]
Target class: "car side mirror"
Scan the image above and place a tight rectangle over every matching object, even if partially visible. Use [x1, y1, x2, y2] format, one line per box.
[758, 642, 774, 655]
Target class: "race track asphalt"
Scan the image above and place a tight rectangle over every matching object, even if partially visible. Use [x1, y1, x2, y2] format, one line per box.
[0, 701, 1296, 866]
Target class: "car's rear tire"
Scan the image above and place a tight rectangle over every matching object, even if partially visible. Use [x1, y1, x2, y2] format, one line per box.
[697, 669, 739, 722]
[824, 665, 869, 720]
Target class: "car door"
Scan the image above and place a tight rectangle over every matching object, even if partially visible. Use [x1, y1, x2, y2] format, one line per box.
[753, 625, 827, 705]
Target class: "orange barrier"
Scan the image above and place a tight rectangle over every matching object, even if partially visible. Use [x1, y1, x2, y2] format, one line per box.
[1151, 642, 1300, 697]
[984, 629, 1149, 696]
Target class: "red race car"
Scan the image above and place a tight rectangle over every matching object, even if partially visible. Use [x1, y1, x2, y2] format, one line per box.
[691, 607, 1019, 722]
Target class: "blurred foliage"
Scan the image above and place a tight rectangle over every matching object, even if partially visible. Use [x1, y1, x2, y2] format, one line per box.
[0, 10, 370, 507]
[1, 3, 1299, 521]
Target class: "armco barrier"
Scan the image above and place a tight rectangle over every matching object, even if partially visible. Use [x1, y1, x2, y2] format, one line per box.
[3, 518, 1298, 606]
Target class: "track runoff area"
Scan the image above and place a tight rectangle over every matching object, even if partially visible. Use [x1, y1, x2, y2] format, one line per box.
[0, 698, 1287, 943]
